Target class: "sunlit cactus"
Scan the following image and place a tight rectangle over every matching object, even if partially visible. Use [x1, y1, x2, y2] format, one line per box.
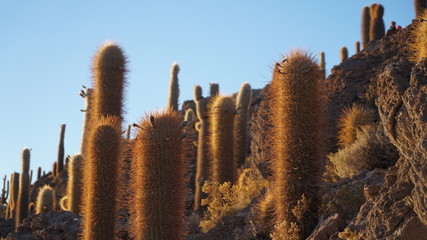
[269, 50, 323, 238]
[234, 82, 252, 169]
[67, 154, 84, 214]
[16, 148, 30, 228]
[130, 111, 187, 240]
[210, 96, 236, 183]
[319, 51, 326, 79]
[167, 62, 180, 111]
[415, 0, 426, 18]
[80, 87, 93, 157]
[82, 116, 122, 240]
[35, 185, 56, 214]
[6, 172, 19, 219]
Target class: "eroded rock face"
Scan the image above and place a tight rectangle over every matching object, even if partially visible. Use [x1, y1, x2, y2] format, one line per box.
[377, 58, 427, 226]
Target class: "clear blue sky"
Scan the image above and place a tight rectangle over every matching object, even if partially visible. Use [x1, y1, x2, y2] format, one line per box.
[0, 1, 413, 183]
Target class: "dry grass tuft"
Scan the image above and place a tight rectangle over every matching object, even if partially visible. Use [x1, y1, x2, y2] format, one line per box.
[337, 104, 374, 147]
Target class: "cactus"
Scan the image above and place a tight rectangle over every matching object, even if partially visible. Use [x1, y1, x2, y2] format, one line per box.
[319, 51, 326, 79]
[370, 4, 385, 41]
[92, 42, 126, 121]
[82, 116, 122, 240]
[269, 50, 323, 238]
[67, 154, 84, 214]
[410, 9, 427, 62]
[37, 167, 41, 180]
[60, 196, 68, 211]
[415, 0, 427, 18]
[361, 6, 371, 49]
[35, 185, 56, 214]
[16, 148, 30, 227]
[210, 96, 236, 183]
[167, 62, 180, 111]
[1, 175, 8, 204]
[53, 162, 57, 178]
[234, 83, 252, 169]
[257, 187, 275, 235]
[80, 87, 93, 157]
[210, 83, 219, 97]
[125, 124, 132, 141]
[6, 172, 19, 219]
[130, 111, 187, 240]
[340, 46, 348, 63]
[57, 124, 66, 175]
[356, 41, 361, 54]
[194, 85, 210, 212]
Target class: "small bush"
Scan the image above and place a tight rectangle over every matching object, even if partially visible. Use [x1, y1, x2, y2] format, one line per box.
[329, 124, 398, 179]
[337, 104, 374, 147]
[338, 228, 359, 240]
[200, 168, 267, 233]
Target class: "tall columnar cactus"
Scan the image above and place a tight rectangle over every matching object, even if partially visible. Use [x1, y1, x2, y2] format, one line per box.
[415, 0, 427, 18]
[361, 6, 371, 49]
[356, 41, 361, 54]
[319, 51, 326, 79]
[53, 162, 57, 178]
[370, 4, 385, 41]
[234, 82, 252, 169]
[269, 50, 323, 238]
[92, 42, 126, 122]
[80, 87, 93, 158]
[82, 116, 122, 240]
[210, 96, 236, 183]
[1, 175, 8, 204]
[16, 148, 30, 227]
[410, 9, 427, 62]
[167, 62, 180, 111]
[35, 185, 56, 214]
[67, 154, 84, 214]
[130, 111, 187, 240]
[194, 85, 210, 211]
[37, 167, 41, 180]
[57, 124, 66, 175]
[6, 172, 19, 219]
[210, 83, 219, 97]
[340, 46, 348, 63]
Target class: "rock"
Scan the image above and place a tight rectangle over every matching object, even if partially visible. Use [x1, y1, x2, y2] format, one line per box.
[307, 213, 345, 240]
[5, 211, 80, 240]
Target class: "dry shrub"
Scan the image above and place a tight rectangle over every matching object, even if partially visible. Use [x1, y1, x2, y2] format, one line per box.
[329, 124, 398, 179]
[337, 104, 374, 147]
[200, 168, 267, 233]
[270, 194, 309, 240]
[338, 228, 359, 240]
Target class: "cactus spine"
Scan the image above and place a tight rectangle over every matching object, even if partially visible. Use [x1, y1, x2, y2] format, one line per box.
[6, 172, 19, 219]
[370, 4, 385, 41]
[361, 6, 371, 49]
[234, 83, 252, 169]
[67, 154, 84, 214]
[319, 51, 326, 79]
[16, 148, 30, 227]
[130, 111, 187, 239]
[340, 46, 348, 63]
[270, 50, 323, 238]
[210, 83, 219, 97]
[35, 185, 56, 214]
[210, 96, 236, 183]
[82, 116, 122, 240]
[167, 62, 180, 111]
[57, 124, 66, 175]
[194, 85, 209, 211]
